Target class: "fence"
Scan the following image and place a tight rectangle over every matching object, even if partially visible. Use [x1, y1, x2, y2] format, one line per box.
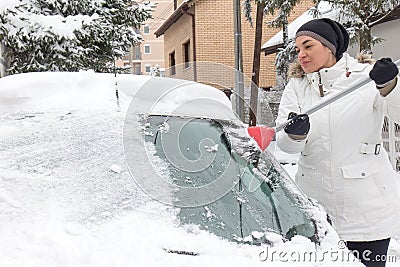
[382, 117, 400, 171]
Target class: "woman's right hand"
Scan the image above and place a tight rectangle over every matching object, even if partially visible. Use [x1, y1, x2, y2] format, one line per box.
[284, 112, 310, 139]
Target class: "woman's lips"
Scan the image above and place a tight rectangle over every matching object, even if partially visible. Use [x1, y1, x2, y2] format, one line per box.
[301, 61, 310, 67]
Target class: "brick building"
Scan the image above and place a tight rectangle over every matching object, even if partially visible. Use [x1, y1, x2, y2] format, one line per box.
[116, 0, 174, 75]
[155, 0, 313, 89]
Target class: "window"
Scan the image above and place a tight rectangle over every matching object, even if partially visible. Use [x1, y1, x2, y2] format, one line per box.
[145, 64, 151, 73]
[144, 44, 151, 54]
[169, 51, 176, 76]
[134, 46, 141, 60]
[143, 25, 150, 35]
[183, 41, 190, 69]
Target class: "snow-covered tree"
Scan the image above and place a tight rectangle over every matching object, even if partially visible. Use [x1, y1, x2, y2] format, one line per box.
[275, 40, 297, 88]
[0, 0, 154, 75]
[316, 0, 400, 51]
[244, 0, 302, 89]
[149, 64, 160, 76]
[244, 0, 301, 45]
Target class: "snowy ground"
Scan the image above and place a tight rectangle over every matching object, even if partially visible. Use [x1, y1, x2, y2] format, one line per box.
[0, 72, 398, 266]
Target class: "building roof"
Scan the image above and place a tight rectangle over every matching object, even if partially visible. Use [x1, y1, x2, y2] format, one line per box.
[261, 1, 336, 55]
[154, 0, 195, 38]
[370, 4, 400, 25]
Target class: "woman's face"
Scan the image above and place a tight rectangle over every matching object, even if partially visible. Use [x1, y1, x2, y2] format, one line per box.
[295, 35, 337, 73]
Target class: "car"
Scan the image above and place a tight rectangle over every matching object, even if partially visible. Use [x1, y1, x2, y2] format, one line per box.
[0, 71, 363, 266]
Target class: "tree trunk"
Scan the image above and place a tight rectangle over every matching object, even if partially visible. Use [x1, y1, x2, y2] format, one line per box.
[249, 1, 266, 127]
[359, 27, 372, 52]
[281, 17, 289, 85]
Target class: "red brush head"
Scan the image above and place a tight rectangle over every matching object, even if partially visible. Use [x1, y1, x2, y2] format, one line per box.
[247, 126, 275, 151]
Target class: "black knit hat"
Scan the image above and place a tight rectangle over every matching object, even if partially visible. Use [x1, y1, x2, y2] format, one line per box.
[296, 18, 349, 60]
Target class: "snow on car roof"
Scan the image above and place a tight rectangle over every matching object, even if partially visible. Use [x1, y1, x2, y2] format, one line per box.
[0, 71, 239, 121]
[0, 71, 143, 113]
[126, 75, 239, 121]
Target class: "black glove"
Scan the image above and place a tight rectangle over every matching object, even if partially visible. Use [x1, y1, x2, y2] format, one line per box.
[284, 112, 310, 136]
[369, 58, 399, 88]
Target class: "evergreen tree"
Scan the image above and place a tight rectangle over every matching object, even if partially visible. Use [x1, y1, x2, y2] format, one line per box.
[0, 0, 154, 74]
[317, 0, 399, 51]
[275, 40, 297, 87]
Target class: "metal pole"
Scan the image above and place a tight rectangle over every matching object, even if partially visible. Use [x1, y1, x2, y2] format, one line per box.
[233, 0, 245, 121]
[0, 41, 7, 77]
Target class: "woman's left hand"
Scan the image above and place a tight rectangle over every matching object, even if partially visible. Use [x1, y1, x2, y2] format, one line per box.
[369, 58, 399, 89]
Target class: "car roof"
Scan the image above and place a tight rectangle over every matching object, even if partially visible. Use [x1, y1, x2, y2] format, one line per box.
[126, 75, 239, 121]
[0, 72, 239, 122]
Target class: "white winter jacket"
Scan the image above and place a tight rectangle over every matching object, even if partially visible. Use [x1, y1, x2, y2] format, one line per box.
[276, 53, 400, 241]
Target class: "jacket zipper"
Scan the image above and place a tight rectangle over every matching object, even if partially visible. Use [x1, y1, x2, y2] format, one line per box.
[318, 71, 324, 97]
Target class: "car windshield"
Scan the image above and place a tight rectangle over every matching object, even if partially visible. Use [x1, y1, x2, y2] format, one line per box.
[143, 115, 316, 244]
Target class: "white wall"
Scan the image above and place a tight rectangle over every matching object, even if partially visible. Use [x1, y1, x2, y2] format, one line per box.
[348, 19, 400, 59]
[371, 19, 400, 59]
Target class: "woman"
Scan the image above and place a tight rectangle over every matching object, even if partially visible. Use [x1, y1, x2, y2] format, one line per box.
[276, 18, 400, 266]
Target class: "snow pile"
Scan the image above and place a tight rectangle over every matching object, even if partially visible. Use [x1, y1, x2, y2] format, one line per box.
[0, 0, 94, 40]
[0, 71, 148, 113]
[0, 0, 22, 13]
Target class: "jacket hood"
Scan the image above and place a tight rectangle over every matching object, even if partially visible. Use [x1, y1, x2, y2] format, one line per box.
[288, 51, 376, 79]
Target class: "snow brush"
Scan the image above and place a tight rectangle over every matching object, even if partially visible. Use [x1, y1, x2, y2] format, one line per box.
[248, 59, 400, 151]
